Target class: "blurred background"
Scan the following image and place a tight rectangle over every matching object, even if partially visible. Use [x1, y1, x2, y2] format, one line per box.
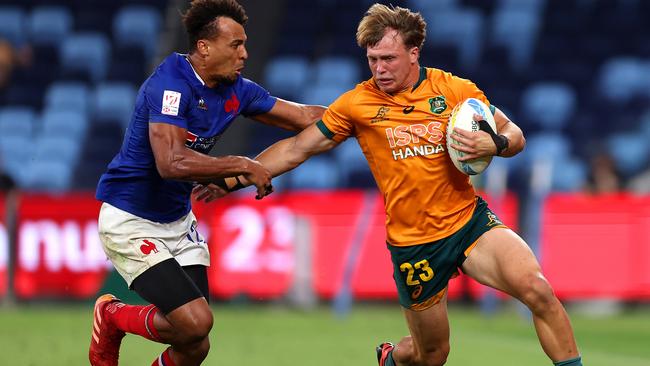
[0, 0, 649, 365]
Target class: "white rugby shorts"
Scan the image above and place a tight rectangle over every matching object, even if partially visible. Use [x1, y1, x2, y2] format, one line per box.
[98, 202, 210, 286]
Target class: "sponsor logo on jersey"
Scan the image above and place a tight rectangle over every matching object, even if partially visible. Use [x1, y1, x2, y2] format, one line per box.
[370, 106, 390, 123]
[162, 90, 181, 116]
[486, 212, 503, 227]
[198, 98, 208, 110]
[428, 96, 447, 114]
[385, 121, 446, 160]
[411, 284, 423, 299]
[224, 93, 240, 114]
[185, 132, 219, 154]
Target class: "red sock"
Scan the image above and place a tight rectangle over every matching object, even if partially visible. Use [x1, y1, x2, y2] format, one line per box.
[105, 302, 162, 342]
[151, 347, 176, 366]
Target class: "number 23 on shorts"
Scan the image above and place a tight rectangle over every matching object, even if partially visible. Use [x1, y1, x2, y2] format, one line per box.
[399, 259, 435, 285]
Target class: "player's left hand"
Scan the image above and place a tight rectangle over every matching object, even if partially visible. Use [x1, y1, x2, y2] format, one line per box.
[450, 114, 498, 161]
[192, 183, 228, 203]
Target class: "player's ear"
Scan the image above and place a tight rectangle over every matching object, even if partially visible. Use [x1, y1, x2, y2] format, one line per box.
[409, 47, 419, 63]
[196, 39, 210, 57]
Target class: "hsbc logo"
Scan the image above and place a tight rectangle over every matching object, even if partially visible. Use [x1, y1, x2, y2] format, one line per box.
[18, 220, 113, 272]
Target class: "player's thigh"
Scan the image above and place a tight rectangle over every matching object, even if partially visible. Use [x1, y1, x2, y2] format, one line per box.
[461, 227, 542, 296]
[132, 258, 206, 315]
[402, 295, 450, 356]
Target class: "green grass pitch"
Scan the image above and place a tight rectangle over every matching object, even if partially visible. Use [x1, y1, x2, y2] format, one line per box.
[1, 303, 648, 365]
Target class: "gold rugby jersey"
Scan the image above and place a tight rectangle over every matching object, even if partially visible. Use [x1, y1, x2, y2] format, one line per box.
[318, 67, 492, 246]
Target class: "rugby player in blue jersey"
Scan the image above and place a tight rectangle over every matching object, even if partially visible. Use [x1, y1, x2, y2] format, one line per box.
[89, 1, 326, 365]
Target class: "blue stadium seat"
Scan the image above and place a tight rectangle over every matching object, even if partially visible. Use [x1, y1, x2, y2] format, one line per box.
[0, 136, 32, 187]
[408, 0, 458, 13]
[59, 32, 111, 82]
[0, 107, 35, 140]
[491, 9, 541, 70]
[92, 82, 136, 127]
[496, 0, 546, 12]
[263, 56, 310, 100]
[313, 56, 360, 88]
[640, 111, 650, 140]
[28, 6, 73, 46]
[597, 57, 648, 103]
[22, 160, 74, 191]
[113, 5, 161, 59]
[288, 155, 341, 189]
[521, 132, 571, 167]
[33, 135, 82, 165]
[39, 109, 89, 140]
[333, 139, 371, 185]
[300, 85, 349, 106]
[44, 82, 90, 114]
[606, 132, 650, 177]
[551, 158, 587, 192]
[425, 9, 484, 70]
[520, 82, 576, 130]
[0, 6, 26, 46]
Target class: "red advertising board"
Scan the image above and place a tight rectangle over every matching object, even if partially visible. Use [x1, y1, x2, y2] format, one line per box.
[541, 194, 650, 300]
[0, 194, 7, 297]
[9, 190, 519, 302]
[200, 190, 519, 301]
[14, 194, 111, 299]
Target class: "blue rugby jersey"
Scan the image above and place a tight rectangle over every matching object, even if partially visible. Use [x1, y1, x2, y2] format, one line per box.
[96, 53, 276, 223]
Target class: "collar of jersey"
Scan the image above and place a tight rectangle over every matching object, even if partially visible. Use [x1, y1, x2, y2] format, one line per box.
[181, 54, 206, 86]
[411, 66, 427, 91]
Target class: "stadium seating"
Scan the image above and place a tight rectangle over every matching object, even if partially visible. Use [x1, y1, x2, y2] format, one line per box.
[91, 82, 136, 127]
[490, 8, 540, 71]
[27, 6, 73, 46]
[0, 0, 647, 195]
[288, 156, 342, 189]
[313, 56, 360, 88]
[44, 82, 90, 114]
[0, 107, 35, 140]
[0, 6, 25, 46]
[59, 32, 111, 83]
[425, 8, 485, 70]
[550, 158, 587, 192]
[606, 132, 650, 178]
[263, 56, 310, 100]
[40, 109, 88, 140]
[597, 57, 649, 103]
[112, 5, 162, 59]
[520, 82, 576, 130]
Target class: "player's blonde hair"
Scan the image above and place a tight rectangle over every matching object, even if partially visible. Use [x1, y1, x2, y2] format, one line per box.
[356, 3, 426, 50]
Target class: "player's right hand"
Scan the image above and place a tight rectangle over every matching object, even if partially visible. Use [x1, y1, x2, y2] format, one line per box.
[242, 158, 273, 199]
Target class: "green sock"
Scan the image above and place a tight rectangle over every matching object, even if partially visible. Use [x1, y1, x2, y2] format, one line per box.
[554, 356, 582, 366]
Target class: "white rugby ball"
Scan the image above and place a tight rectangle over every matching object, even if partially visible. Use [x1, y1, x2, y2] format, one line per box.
[446, 98, 496, 175]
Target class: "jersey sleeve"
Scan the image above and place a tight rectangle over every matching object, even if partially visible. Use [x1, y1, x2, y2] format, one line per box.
[318, 90, 356, 143]
[239, 78, 277, 116]
[146, 76, 193, 128]
[452, 76, 496, 115]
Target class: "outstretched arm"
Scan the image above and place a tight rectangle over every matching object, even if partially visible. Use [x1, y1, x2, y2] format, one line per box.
[225, 122, 339, 188]
[149, 122, 272, 199]
[252, 98, 326, 131]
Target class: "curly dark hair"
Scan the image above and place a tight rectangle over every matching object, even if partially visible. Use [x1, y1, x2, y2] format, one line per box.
[182, 0, 248, 51]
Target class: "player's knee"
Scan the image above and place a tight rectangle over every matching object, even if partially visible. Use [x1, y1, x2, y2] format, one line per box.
[518, 275, 556, 311]
[177, 307, 213, 344]
[191, 336, 210, 361]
